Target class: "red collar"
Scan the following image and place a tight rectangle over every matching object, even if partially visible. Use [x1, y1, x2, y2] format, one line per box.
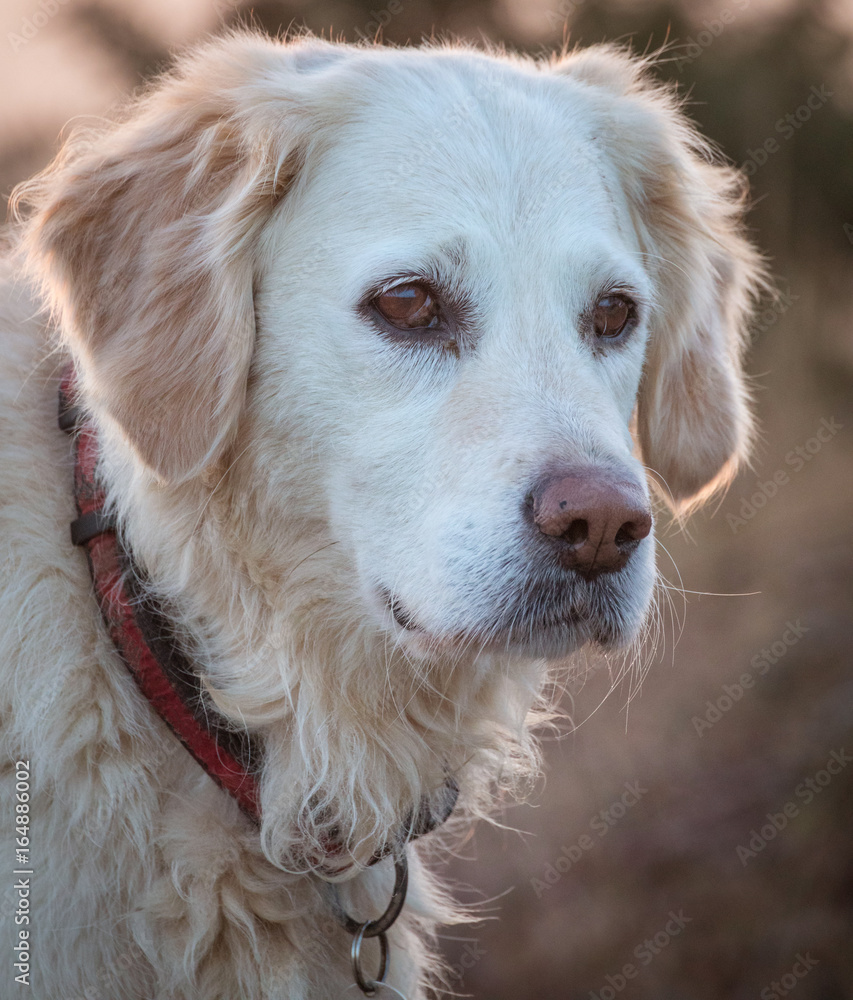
[59, 366, 456, 865]
[60, 367, 263, 820]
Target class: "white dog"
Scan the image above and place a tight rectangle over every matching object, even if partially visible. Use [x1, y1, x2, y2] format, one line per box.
[0, 31, 762, 999]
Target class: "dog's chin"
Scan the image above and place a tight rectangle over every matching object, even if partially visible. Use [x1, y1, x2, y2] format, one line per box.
[379, 588, 640, 661]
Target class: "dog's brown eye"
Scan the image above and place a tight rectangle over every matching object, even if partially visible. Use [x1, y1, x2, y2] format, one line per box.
[373, 283, 440, 330]
[593, 295, 633, 339]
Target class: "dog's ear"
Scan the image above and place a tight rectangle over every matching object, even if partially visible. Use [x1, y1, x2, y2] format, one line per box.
[14, 34, 340, 483]
[554, 47, 767, 511]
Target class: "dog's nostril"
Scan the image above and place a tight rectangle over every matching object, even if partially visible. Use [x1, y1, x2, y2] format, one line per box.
[614, 527, 631, 548]
[615, 523, 637, 548]
[564, 519, 588, 548]
[615, 512, 653, 548]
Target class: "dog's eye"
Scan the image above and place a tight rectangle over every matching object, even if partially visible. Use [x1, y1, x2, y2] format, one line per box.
[373, 283, 440, 331]
[593, 295, 634, 340]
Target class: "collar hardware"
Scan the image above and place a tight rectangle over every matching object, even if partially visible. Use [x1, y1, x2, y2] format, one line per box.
[329, 849, 409, 996]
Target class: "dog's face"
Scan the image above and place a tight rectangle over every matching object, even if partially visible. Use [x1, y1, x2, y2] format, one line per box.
[255, 58, 658, 658]
[20, 36, 761, 667]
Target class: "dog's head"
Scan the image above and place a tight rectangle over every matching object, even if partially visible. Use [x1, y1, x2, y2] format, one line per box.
[16, 34, 761, 661]
[15, 33, 762, 863]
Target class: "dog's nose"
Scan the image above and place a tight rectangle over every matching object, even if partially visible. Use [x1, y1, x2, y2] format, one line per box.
[528, 468, 652, 579]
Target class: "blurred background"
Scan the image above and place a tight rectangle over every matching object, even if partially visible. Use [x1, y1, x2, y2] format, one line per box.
[3, 0, 852, 997]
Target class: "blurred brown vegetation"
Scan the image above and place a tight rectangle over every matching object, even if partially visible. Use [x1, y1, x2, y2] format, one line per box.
[3, 0, 852, 997]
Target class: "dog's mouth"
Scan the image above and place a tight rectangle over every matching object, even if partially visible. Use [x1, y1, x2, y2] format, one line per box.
[386, 591, 422, 631]
[379, 585, 626, 655]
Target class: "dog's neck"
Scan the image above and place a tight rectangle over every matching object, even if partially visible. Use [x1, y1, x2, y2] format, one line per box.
[88, 401, 545, 873]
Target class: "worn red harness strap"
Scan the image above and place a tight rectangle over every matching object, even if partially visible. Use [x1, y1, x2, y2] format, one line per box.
[59, 365, 457, 865]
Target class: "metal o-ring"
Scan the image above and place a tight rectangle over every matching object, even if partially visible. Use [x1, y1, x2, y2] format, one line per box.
[332, 851, 409, 938]
[351, 922, 389, 996]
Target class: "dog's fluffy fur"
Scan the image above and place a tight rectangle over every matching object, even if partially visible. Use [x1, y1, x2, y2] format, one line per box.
[0, 32, 763, 999]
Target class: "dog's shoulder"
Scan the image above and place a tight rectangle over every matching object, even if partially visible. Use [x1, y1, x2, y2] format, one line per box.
[0, 258, 70, 574]
[0, 257, 129, 761]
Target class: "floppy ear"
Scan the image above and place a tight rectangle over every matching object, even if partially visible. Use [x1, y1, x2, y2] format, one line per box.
[554, 46, 766, 511]
[14, 33, 338, 483]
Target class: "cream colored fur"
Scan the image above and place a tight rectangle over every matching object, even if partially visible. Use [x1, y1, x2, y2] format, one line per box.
[1, 32, 763, 999]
